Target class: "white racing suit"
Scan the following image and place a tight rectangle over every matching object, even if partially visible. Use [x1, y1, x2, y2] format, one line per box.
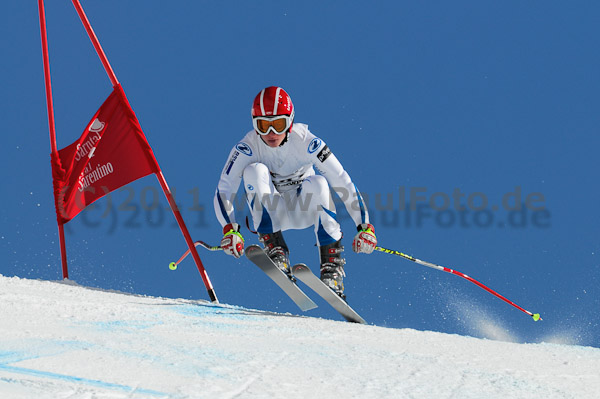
[214, 123, 369, 246]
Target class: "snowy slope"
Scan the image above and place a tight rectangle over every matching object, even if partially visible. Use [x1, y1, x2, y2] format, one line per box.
[0, 274, 598, 399]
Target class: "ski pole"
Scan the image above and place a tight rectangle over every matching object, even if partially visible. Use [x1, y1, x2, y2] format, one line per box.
[374, 246, 541, 322]
[169, 241, 222, 270]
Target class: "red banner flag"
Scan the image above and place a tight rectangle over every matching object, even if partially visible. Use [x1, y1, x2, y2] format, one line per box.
[51, 84, 160, 225]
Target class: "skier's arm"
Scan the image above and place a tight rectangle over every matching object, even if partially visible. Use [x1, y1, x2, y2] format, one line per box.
[214, 142, 256, 227]
[310, 142, 369, 227]
[214, 178, 240, 227]
[313, 145, 377, 254]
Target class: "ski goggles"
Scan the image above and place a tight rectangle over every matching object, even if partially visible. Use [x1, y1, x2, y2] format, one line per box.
[253, 114, 293, 135]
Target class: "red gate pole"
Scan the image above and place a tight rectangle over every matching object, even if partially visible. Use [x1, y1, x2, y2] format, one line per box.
[71, 0, 119, 87]
[156, 172, 218, 302]
[38, 0, 69, 279]
[71, 0, 217, 302]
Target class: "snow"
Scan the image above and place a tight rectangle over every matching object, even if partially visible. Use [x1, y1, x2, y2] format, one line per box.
[1, 274, 599, 399]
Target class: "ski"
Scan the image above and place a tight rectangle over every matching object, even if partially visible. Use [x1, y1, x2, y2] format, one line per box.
[245, 245, 318, 312]
[292, 264, 367, 324]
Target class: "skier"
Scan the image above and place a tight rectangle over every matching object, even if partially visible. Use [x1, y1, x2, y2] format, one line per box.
[214, 86, 377, 298]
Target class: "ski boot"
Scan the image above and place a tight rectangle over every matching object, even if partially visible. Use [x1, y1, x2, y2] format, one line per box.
[259, 231, 294, 280]
[319, 239, 346, 300]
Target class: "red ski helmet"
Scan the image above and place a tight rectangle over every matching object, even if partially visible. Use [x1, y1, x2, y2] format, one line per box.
[251, 86, 294, 134]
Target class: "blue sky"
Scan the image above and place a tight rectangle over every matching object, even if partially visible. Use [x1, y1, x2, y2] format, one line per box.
[2, 1, 599, 346]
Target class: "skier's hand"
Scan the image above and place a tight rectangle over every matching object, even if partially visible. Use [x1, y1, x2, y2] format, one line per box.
[221, 223, 245, 258]
[352, 223, 377, 254]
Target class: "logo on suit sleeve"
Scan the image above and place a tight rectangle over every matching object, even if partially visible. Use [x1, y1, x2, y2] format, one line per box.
[308, 138, 322, 154]
[235, 142, 253, 156]
[224, 151, 239, 175]
[317, 145, 331, 162]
